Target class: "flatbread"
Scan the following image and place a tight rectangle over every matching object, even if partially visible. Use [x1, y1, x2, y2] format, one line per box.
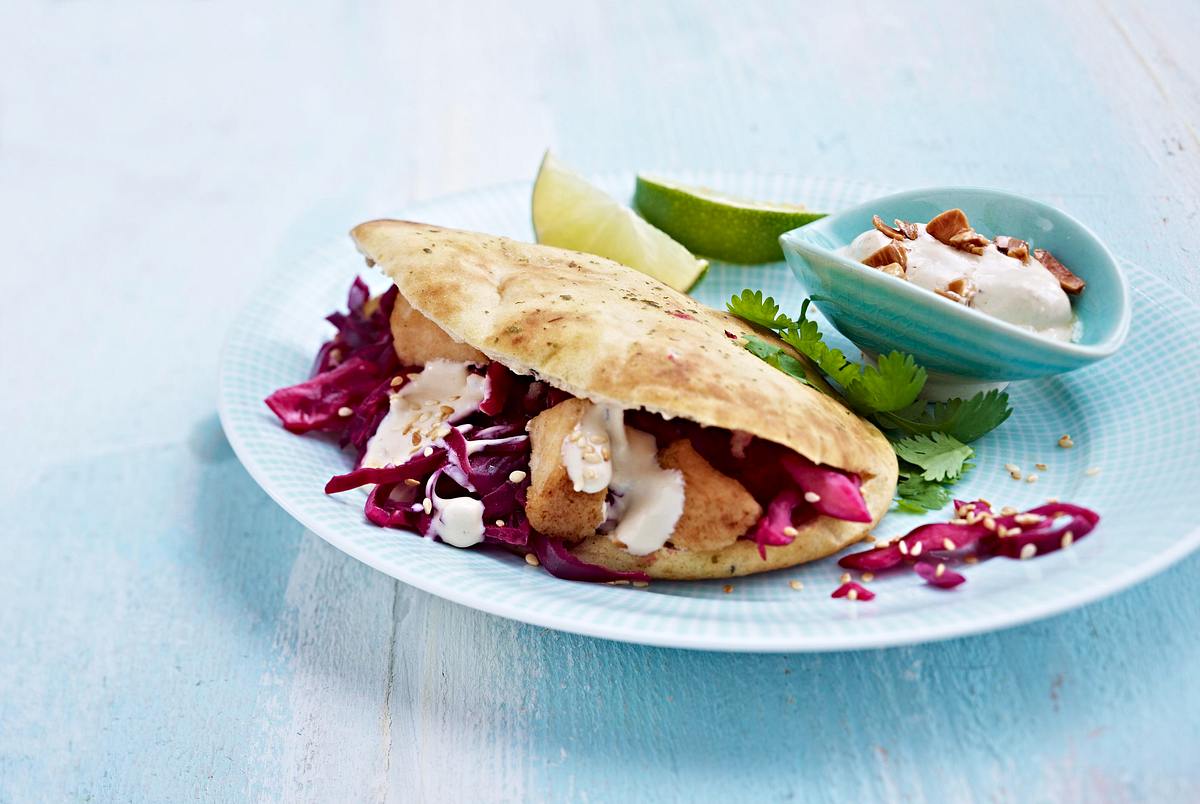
[351, 220, 898, 579]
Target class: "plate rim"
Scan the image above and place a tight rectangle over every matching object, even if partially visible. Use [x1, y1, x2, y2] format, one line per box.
[217, 175, 1200, 652]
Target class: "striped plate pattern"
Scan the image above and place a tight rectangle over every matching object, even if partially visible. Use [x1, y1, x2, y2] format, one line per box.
[218, 175, 1200, 651]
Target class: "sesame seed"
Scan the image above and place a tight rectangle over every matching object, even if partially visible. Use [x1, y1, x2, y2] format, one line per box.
[861, 572, 874, 583]
[588, 434, 606, 444]
[494, 519, 505, 527]
[1019, 544, 1037, 560]
[1025, 474, 1039, 484]
[723, 584, 733, 594]
[601, 448, 611, 460]
[999, 506, 1018, 516]
[508, 470, 527, 483]
[803, 491, 822, 503]
[524, 553, 540, 566]
[789, 580, 803, 591]
[840, 572, 851, 584]
[1061, 531, 1075, 549]
[1085, 467, 1101, 477]
[1058, 434, 1074, 449]
[584, 469, 597, 480]
[422, 497, 432, 514]
[1004, 463, 1021, 474]
[943, 538, 956, 550]
[403, 478, 420, 486]
[996, 526, 1009, 538]
[440, 405, 455, 416]
[911, 541, 923, 556]
[1015, 513, 1044, 525]
[979, 498, 993, 508]
[848, 588, 859, 601]
[898, 540, 909, 555]
[950, 517, 968, 526]
[633, 581, 650, 588]
[337, 406, 354, 417]
[1046, 496, 1059, 503]
[1009, 527, 1022, 536]
[983, 516, 997, 531]
[783, 526, 799, 538]
[1010, 470, 1023, 481]
[1035, 462, 1048, 471]
[423, 446, 434, 457]
[410, 432, 421, 446]
[964, 555, 979, 564]
[390, 376, 404, 387]
[935, 562, 946, 578]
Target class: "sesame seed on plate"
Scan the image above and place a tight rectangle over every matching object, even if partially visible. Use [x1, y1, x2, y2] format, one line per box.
[1025, 473, 1039, 484]
[524, 553, 540, 566]
[789, 580, 803, 591]
[1086, 467, 1102, 476]
[1019, 544, 1037, 560]
[839, 572, 851, 584]
[861, 572, 875, 583]
[508, 470, 527, 483]
[723, 584, 733, 594]
[1058, 434, 1074, 448]
[848, 588, 859, 601]
[1035, 462, 1048, 471]
[633, 581, 649, 588]
[1004, 463, 1021, 474]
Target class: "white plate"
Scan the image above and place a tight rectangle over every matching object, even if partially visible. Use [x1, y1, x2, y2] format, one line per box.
[219, 174, 1200, 651]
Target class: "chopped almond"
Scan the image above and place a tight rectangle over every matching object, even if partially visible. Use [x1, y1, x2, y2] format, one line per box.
[927, 208, 990, 255]
[946, 276, 978, 303]
[1034, 248, 1086, 295]
[875, 262, 905, 279]
[872, 215, 906, 241]
[658, 440, 761, 552]
[525, 399, 606, 540]
[862, 242, 908, 273]
[995, 235, 1030, 263]
[894, 219, 919, 240]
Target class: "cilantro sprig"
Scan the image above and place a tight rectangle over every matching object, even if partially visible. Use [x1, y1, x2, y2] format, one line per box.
[727, 289, 1013, 513]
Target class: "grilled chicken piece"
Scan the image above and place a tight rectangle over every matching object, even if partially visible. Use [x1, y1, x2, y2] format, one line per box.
[390, 292, 486, 366]
[658, 440, 762, 552]
[525, 399, 607, 540]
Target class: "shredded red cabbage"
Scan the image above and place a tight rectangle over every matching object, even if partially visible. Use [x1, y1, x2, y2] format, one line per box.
[839, 498, 1101, 591]
[831, 581, 875, 601]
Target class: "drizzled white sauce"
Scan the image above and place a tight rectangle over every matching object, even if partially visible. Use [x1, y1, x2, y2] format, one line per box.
[605, 420, 685, 556]
[362, 360, 488, 468]
[843, 225, 1076, 342]
[431, 496, 485, 548]
[561, 403, 613, 493]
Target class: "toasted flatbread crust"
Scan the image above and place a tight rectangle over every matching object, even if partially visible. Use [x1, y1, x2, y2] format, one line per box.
[352, 220, 898, 579]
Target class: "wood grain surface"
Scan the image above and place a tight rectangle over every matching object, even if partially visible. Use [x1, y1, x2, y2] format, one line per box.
[1, 1, 1198, 801]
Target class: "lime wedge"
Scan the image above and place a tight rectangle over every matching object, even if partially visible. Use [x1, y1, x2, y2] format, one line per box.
[634, 175, 826, 264]
[532, 152, 708, 292]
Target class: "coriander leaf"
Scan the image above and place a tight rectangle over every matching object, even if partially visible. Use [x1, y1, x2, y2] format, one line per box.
[856, 351, 926, 413]
[892, 432, 974, 482]
[742, 334, 815, 387]
[876, 389, 1013, 443]
[894, 472, 952, 513]
[727, 289, 795, 331]
[779, 300, 925, 414]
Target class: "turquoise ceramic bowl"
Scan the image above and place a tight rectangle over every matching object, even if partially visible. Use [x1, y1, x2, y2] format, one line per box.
[778, 187, 1131, 384]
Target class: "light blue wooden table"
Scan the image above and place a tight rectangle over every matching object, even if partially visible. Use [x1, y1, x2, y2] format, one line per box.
[3, 1, 1198, 801]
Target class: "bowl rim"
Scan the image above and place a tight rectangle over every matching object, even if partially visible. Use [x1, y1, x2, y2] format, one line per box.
[778, 185, 1132, 361]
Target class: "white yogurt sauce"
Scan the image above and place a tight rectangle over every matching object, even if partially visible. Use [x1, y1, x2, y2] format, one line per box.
[843, 225, 1075, 342]
[561, 403, 614, 493]
[431, 496, 485, 548]
[362, 360, 488, 468]
[559, 403, 684, 556]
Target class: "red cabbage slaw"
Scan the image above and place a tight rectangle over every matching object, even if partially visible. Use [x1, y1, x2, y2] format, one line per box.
[838, 498, 1101, 592]
[265, 278, 875, 582]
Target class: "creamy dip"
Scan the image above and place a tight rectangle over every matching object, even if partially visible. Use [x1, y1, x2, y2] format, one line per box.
[362, 360, 488, 469]
[561, 403, 685, 556]
[843, 225, 1076, 342]
[430, 496, 486, 548]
